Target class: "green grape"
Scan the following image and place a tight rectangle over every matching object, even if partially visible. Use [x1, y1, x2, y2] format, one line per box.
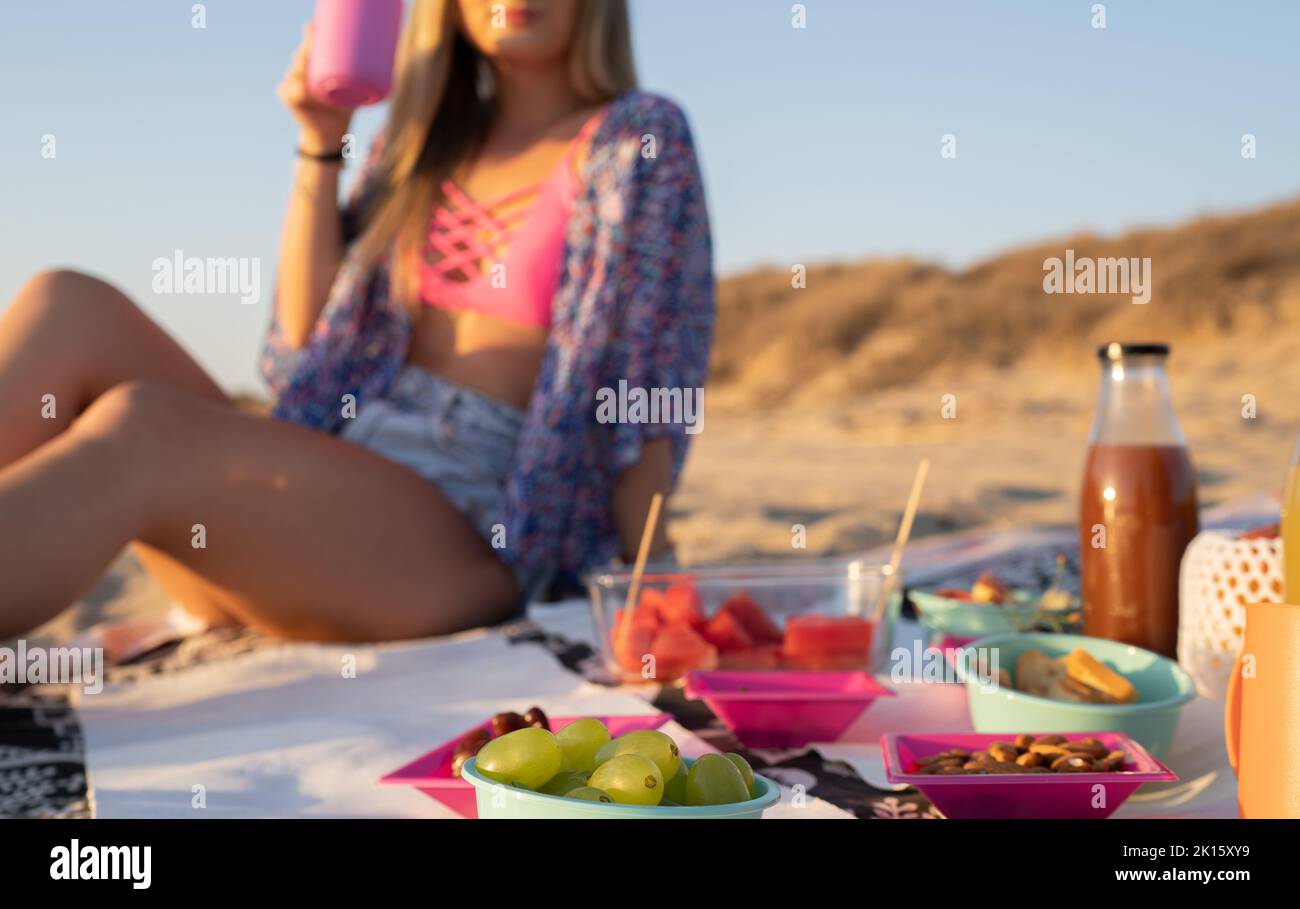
[723, 752, 757, 798]
[593, 739, 618, 769]
[588, 754, 663, 806]
[474, 726, 562, 791]
[684, 753, 750, 806]
[663, 763, 689, 805]
[537, 770, 589, 796]
[591, 729, 681, 781]
[555, 718, 611, 773]
[564, 786, 614, 803]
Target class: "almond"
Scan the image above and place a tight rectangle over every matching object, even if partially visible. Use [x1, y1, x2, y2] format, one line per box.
[988, 742, 1020, 763]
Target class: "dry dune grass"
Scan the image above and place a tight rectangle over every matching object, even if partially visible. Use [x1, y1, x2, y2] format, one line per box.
[710, 197, 1300, 412]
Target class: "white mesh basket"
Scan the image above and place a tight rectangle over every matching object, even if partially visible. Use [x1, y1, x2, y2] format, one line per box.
[1178, 530, 1283, 699]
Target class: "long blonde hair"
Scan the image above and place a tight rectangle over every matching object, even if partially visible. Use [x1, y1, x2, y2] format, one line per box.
[351, 0, 637, 303]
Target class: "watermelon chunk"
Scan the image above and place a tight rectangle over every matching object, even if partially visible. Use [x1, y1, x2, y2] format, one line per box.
[611, 606, 658, 675]
[718, 643, 783, 671]
[659, 582, 706, 629]
[720, 592, 783, 644]
[648, 624, 717, 681]
[783, 615, 875, 670]
[636, 587, 668, 622]
[701, 609, 755, 652]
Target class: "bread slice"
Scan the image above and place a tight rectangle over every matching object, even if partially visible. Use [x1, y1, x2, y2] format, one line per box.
[1063, 648, 1138, 703]
[1048, 675, 1121, 704]
[1015, 649, 1065, 696]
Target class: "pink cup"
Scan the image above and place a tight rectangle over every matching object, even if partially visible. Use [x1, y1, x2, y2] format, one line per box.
[308, 0, 403, 108]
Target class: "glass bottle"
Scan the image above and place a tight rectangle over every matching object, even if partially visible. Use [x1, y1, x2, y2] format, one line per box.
[1079, 342, 1199, 658]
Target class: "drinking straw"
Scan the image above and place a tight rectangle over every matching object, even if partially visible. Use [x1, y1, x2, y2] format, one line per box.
[872, 459, 930, 624]
[624, 492, 665, 615]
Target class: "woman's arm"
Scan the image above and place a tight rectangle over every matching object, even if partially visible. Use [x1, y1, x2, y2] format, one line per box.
[274, 25, 354, 349]
[276, 157, 346, 348]
[612, 438, 674, 560]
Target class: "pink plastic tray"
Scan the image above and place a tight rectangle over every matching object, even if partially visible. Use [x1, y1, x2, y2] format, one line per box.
[378, 713, 672, 818]
[684, 670, 894, 748]
[882, 731, 1177, 819]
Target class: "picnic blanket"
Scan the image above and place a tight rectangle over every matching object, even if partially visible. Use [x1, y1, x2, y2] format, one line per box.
[70, 627, 850, 818]
[0, 693, 88, 818]
[1, 496, 1274, 818]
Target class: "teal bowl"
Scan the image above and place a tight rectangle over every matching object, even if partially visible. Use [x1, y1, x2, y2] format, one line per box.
[461, 756, 780, 819]
[911, 589, 1079, 640]
[957, 633, 1196, 759]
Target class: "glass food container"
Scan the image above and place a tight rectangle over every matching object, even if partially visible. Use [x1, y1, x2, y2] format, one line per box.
[586, 558, 903, 684]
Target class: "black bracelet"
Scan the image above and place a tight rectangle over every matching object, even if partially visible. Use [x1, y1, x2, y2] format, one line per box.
[297, 145, 344, 163]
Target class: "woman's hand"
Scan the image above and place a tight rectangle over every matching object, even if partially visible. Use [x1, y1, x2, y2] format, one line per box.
[278, 24, 353, 154]
[613, 439, 675, 562]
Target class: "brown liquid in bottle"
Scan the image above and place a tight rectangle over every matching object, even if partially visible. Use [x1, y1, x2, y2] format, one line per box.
[1079, 443, 1199, 658]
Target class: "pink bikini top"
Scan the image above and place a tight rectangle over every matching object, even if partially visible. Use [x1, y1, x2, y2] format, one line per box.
[419, 110, 606, 328]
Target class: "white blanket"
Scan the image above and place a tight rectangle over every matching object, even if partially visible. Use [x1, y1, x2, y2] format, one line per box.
[79, 601, 1234, 818]
[76, 622, 849, 818]
[77, 630, 663, 818]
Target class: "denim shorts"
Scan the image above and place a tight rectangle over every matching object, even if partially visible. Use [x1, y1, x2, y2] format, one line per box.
[339, 365, 528, 590]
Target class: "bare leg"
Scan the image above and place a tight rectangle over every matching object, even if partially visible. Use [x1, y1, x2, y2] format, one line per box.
[0, 270, 518, 639]
[0, 269, 226, 464]
[0, 270, 240, 625]
[0, 381, 519, 642]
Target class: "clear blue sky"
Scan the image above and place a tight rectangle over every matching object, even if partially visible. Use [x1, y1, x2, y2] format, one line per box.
[2, 1, 1298, 392]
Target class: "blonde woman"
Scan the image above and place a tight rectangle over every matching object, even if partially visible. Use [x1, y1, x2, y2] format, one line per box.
[0, 0, 713, 641]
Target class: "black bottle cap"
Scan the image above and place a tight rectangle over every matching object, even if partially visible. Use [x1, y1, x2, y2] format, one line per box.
[1097, 342, 1170, 359]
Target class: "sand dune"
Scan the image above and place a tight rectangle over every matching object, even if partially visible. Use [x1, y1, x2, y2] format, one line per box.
[709, 196, 1300, 411]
